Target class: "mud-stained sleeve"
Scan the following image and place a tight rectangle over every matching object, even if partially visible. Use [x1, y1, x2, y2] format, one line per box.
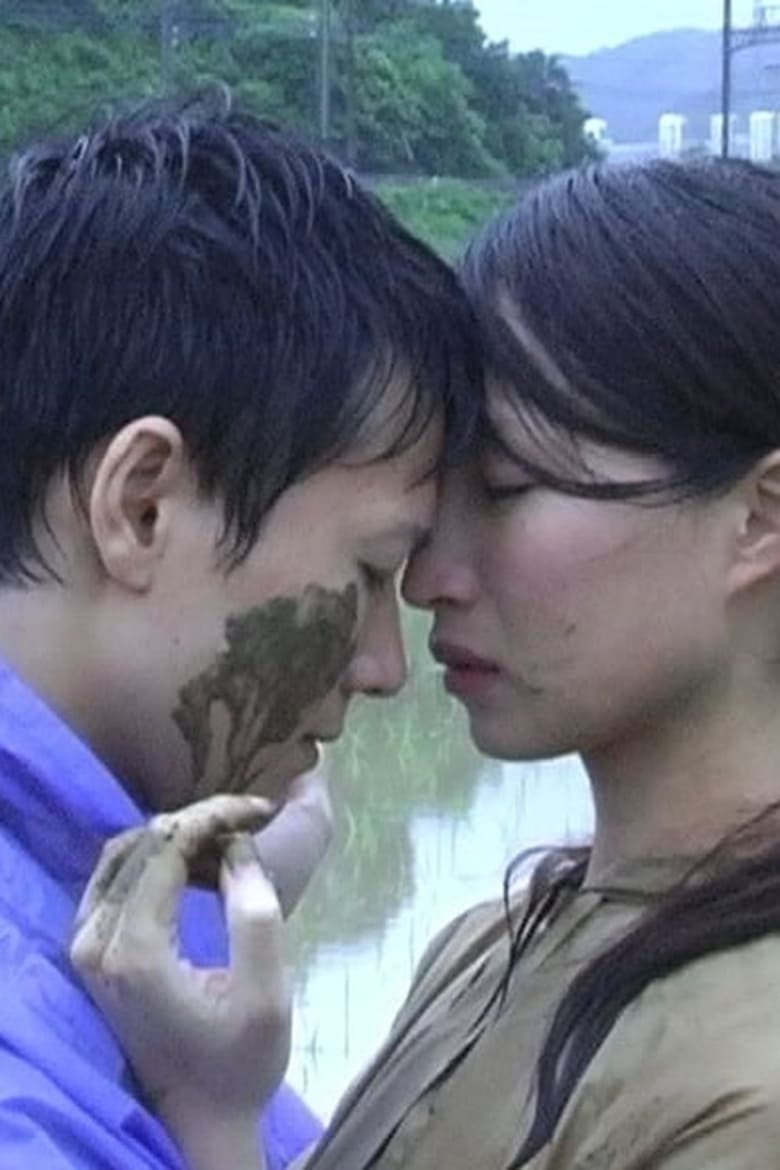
[544, 934, 780, 1170]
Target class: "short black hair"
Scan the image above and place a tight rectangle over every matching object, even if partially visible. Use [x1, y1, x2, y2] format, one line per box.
[0, 88, 480, 582]
[463, 157, 780, 502]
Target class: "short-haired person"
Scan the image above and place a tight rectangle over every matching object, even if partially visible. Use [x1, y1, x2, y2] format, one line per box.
[0, 92, 478, 1170]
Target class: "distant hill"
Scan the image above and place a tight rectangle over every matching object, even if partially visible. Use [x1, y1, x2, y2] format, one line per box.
[564, 27, 780, 144]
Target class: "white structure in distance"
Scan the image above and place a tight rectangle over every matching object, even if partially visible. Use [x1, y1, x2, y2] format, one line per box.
[583, 116, 609, 149]
[749, 110, 776, 160]
[590, 111, 780, 163]
[658, 113, 686, 157]
[709, 113, 739, 156]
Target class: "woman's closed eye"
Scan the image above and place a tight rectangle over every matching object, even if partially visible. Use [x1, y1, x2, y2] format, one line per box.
[479, 478, 535, 505]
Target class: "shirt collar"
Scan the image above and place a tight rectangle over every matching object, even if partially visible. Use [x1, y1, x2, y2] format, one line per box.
[582, 854, 696, 900]
[0, 660, 144, 891]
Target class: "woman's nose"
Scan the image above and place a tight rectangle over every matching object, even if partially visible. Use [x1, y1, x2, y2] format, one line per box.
[402, 536, 479, 611]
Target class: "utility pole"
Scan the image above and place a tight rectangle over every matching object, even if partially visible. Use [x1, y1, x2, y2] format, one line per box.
[160, 0, 177, 94]
[721, 0, 732, 156]
[344, 0, 358, 165]
[721, 2, 780, 158]
[318, 0, 332, 143]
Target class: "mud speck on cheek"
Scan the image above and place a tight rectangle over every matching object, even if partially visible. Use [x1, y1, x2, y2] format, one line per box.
[172, 582, 359, 794]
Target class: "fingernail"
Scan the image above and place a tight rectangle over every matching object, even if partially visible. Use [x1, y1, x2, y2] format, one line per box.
[149, 813, 177, 839]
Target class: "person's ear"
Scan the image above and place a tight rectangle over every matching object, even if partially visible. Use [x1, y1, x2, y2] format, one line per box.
[727, 451, 780, 597]
[87, 417, 188, 592]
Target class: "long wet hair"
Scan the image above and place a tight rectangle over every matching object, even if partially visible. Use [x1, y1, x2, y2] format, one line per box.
[461, 158, 780, 1165]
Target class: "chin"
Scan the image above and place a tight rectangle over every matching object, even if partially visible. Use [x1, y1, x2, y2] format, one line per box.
[468, 712, 573, 763]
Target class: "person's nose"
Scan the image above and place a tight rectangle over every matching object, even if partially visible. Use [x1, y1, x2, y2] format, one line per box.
[345, 588, 407, 698]
[402, 465, 481, 613]
[401, 534, 479, 612]
[402, 474, 480, 612]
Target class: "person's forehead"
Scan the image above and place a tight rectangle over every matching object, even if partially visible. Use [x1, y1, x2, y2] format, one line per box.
[329, 444, 437, 543]
[348, 413, 444, 491]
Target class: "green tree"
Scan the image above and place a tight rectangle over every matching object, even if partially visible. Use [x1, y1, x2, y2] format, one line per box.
[343, 29, 498, 174]
[342, 0, 595, 174]
[0, 0, 593, 179]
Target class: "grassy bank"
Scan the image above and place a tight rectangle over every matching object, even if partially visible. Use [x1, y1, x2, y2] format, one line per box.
[375, 179, 517, 260]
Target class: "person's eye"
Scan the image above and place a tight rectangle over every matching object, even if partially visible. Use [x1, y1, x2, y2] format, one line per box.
[480, 480, 533, 505]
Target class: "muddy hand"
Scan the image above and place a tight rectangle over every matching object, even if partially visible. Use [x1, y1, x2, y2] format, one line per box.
[70, 794, 291, 1147]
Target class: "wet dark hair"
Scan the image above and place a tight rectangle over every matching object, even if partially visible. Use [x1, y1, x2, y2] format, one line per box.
[461, 158, 780, 1166]
[462, 157, 780, 500]
[0, 88, 479, 583]
[499, 812, 780, 1167]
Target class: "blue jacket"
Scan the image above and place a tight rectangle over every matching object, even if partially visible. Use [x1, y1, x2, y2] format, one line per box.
[0, 663, 321, 1168]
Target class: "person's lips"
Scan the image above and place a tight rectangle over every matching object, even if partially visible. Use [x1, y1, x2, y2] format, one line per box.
[300, 728, 343, 766]
[306, 727, 343, 745]
[429, 641, 501, 699]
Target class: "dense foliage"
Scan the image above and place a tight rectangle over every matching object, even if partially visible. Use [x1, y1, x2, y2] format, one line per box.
[1, 0, 594, 176]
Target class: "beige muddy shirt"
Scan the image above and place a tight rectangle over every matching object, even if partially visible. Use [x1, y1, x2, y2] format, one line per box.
[295, 858, 780, 1169]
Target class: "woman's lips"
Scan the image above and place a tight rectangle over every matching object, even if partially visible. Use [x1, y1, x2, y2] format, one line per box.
[430, 641, 502, 699]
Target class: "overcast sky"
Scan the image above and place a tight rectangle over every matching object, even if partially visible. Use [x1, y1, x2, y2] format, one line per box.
[475, 0, 756, 56]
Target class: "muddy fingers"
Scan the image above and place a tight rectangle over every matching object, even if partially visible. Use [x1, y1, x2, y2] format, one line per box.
[70, 793, 291, 1167]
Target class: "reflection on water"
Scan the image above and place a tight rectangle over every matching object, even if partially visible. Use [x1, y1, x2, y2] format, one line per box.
[286, 612, 594, 1120]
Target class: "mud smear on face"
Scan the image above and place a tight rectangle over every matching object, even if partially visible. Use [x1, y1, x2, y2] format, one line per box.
[173, 583, 358, 797]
